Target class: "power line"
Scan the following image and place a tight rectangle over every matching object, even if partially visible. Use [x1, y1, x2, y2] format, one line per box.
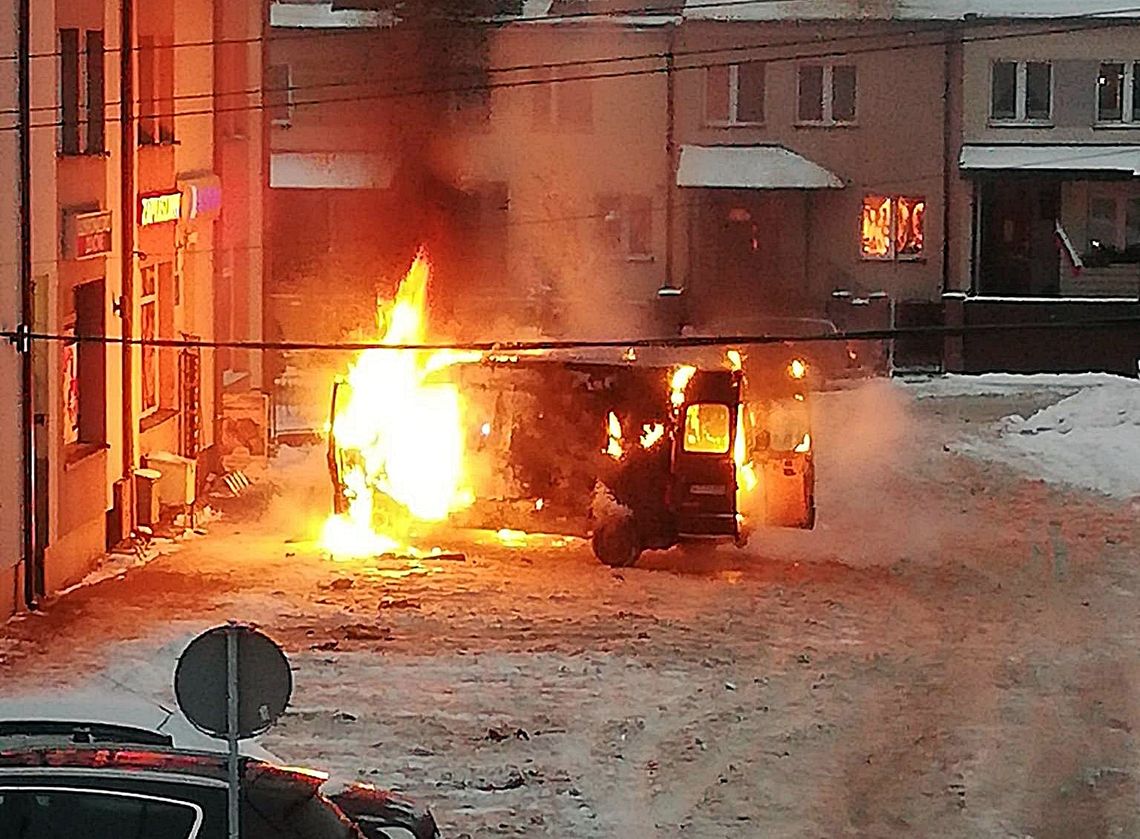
[4, 13, 1138, 126]
[7, 316, 1140, 354]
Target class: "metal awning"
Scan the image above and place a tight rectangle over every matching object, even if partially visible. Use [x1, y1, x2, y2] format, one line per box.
[960, 144, 1140, 175]
[676, 145, 844, 189]
[269, 152, 394, 189]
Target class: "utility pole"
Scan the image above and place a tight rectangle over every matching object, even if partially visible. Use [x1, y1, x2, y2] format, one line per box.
[17, 0, 37, 608]
[119, 0, 136, 540]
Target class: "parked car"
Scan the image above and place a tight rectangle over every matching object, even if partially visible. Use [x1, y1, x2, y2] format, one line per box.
[0, 694, 439, 839]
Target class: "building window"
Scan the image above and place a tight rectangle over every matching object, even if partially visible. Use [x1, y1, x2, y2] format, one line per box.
[266, 63, 294, 127]
[861, 195, 926, 260]
[1097, 62, 1140, 124]
[65, 280, 107, 448]
[60, 29, 81, 154]
[532, 73, 593, 132]
[139, 262, 176, 420]
[599, 194, 654, 260]
[797, 63, 856, 125]
[557, 79, 593, 131]
[62, 325, 79, 445]
[140, 265, 159, 416]
[59, 28, 106, 156]
[991, 60, 1052, 123]
[705, 62, 765, 125]
[1086, 188, 1140, 265]
[138, 36, 175, 145]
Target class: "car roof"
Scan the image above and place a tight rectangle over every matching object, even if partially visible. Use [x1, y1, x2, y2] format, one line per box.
[0, 691, 279, 762]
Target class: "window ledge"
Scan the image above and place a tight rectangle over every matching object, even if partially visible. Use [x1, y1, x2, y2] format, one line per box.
[794, 120, 858, 129]
[1094, 121, 1140, 129]
[625, 254, 655, 263]
[58, 150, 110, 160]
[140, 407, 178, 433]
[65, 441, 109, 469]
[987, 120, 1054, 128]
[139, 139, 180, 149]
[705, 120, 766, 129]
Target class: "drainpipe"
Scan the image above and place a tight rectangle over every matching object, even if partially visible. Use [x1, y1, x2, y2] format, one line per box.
[17, 0, 37, 608]
[940, 26, 958, 296]
[663, 20, 676, 291]
[119, 0, 135, 537]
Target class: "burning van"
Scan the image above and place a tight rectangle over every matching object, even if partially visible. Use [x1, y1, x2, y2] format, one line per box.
[320, 251, 813, 567]
[328, 343, 815, 567]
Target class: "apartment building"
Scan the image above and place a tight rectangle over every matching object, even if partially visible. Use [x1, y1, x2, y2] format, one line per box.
[1, 0, 264, 618]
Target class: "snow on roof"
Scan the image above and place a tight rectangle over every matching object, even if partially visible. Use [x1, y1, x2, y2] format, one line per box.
[269, 2, 395, 29]
[677, 144, 845, 189]
[683, 0, 1140, 21]
[514, 0, 679, 25]
[960, 144, 1140, 175]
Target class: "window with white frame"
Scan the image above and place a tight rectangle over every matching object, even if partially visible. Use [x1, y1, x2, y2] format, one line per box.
[1086, 188, 1140, 264]
[797, 63, 856, 125]
[990, 60, 1052, 123]
[140, 264, 159, 416]
[861, 195, 926, 260]
[1097, 62, 1140, 124]
[599, 194, 653, 259]
[59, 28, 105, 155]
[138, 261, 176, 421]
[705, 62, 765, 125]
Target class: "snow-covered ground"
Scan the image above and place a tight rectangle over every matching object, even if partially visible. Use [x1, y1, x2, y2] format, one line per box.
[2, 375, 1139, 838]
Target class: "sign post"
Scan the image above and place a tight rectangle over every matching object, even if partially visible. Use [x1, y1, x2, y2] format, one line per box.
[175, 623, 293, 839]
[226, 623, 240, 839]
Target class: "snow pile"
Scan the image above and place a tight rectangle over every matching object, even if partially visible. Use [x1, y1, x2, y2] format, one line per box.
[684, 0, 1140, 20]
[901, 372, 1125, 399]
[954, 378, 1140, 499]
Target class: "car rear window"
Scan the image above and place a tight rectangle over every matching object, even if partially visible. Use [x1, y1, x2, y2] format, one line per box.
[0, 786, 200, 839]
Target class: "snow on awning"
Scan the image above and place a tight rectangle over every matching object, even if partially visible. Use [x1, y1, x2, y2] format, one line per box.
[269, 2, 395, 29]
[676, 145, 844, 190]
[959, 144, 1140, 176]
[270, 152, 395, 189]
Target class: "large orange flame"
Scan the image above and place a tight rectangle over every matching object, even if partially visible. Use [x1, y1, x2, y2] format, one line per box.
[322, 251, 478, 557]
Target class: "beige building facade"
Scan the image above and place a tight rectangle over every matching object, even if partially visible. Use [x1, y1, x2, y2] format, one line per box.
[2, 0, 264, 618]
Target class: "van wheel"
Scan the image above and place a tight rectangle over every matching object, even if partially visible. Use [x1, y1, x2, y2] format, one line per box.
[592, 517, 641, 568]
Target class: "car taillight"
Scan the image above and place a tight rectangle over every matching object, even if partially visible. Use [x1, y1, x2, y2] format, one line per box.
[0, 748, 220, 772]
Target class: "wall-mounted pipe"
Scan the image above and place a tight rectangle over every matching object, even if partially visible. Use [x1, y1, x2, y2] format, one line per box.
[17, 0, 37, 608]
[120, 0, 136, 535]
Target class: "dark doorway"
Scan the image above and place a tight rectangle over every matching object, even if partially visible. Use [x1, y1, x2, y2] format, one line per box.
[978, 178, 1061, 296]
[690, 191, 807, 325]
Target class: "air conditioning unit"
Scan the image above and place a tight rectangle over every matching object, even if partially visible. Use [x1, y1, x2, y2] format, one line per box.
[142, 451, 197, 508]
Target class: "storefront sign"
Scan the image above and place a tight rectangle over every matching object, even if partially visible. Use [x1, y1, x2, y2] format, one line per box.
[65, 210, 113, 260]
[140, 191, 182, 226]
[177, 174, 223, 221]
[190, 182, 222, 218]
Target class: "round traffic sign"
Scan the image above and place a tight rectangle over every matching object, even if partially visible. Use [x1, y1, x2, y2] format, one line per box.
[174, 624, 292, 739]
